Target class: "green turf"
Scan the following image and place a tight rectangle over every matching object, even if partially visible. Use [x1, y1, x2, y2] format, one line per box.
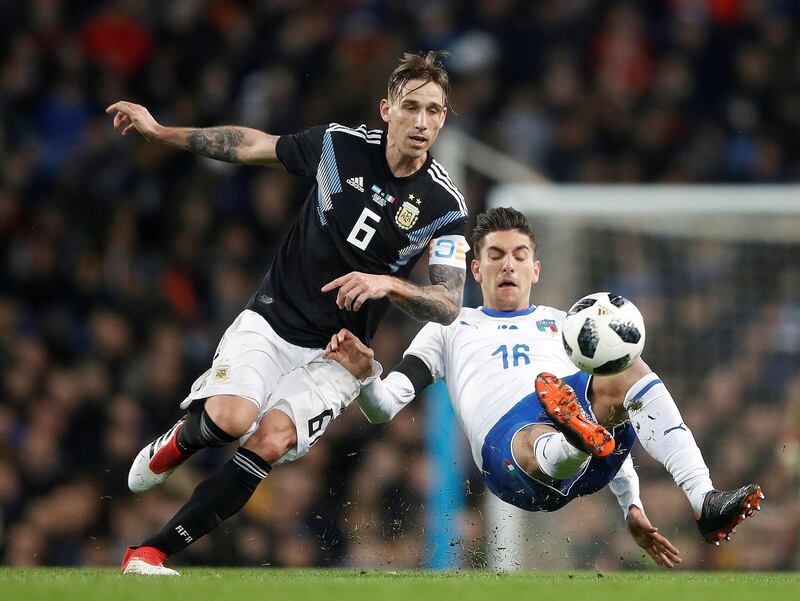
[1, 569, 798, 601]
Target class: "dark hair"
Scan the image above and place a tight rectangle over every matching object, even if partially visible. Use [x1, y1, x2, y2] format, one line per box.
[387, 51, 451, 107]
[471, 207, 536, 256]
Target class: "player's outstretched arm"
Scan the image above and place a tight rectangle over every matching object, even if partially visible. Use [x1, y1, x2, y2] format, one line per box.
[626, 506, 682, 569]
[324, 328, 433, 423]
[322, 234, 467, 324]
[106, 101, 280, 165]
[321, 264, 464, 325]
[609, 455, 680, 567]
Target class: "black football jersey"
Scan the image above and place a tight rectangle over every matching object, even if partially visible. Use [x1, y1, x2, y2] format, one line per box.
[246, 123, 468, 348]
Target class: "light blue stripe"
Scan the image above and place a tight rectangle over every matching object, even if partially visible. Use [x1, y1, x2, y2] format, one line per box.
[315, 130, 342, 226]
[389, 210, 464, 272]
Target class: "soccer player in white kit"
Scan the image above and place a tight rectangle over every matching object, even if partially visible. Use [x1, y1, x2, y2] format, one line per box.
[326, 207, 763, 568]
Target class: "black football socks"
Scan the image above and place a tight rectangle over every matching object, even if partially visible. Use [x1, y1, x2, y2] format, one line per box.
[176, 401, 238, 454]
[141, 447, 271, 555]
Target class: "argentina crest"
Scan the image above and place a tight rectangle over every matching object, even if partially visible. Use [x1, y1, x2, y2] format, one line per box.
[395, 194, 421, 230]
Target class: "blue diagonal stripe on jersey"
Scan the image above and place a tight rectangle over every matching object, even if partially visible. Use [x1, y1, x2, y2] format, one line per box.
[388, 210, 464, 272]
[315, 130, 342, 225]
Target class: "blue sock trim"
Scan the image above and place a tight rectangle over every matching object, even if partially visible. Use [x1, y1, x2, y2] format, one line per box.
[663, 422, 687, 435]
[626, 377, 663, 408]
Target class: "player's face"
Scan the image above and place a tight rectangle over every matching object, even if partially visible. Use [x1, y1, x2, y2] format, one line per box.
[380, 79, 447, 159]
[471, 230, 540, 312]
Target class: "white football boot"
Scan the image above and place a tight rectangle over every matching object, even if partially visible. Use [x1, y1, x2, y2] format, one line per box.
[121, 547, 180, 576]
[128, 417, 188, 493]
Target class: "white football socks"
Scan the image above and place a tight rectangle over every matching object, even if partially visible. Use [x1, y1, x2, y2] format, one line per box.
[532, 432, 590, 480]
[624, 373, 714, 515]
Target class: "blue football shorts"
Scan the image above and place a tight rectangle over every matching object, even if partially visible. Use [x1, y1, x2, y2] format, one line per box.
[481, 370, 637, 512]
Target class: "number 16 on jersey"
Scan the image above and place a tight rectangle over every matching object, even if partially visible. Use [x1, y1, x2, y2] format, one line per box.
[492, 344, 530, 369]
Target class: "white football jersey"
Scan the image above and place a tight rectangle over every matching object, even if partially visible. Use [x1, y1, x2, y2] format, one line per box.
[406, 305, 578, 470]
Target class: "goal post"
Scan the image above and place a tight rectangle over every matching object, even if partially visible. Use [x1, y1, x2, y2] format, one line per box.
[488, 184, 800, 311]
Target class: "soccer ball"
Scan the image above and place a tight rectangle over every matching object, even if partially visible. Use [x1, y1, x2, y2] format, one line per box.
[562, 292, 646, 375]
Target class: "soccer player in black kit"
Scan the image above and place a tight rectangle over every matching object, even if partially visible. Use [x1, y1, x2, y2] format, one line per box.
[107, 52, 469, 575]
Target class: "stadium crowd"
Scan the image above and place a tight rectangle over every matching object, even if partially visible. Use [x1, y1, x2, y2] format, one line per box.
[1, 0, 798, 570]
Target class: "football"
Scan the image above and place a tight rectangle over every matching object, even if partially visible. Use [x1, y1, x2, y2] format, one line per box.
[562, 292, 646, 375]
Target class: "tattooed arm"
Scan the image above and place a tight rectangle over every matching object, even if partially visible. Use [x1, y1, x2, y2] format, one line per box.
[183, 127, 279, 164]
[388, 264, 464, 324]
[106, 101, 280, 165]
[321, 264, 465, 325]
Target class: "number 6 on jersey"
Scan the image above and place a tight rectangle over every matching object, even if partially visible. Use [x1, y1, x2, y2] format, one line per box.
[347, 208, 381, 251]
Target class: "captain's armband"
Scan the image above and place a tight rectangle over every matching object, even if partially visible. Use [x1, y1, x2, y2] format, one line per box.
[429, 235, 469, 269]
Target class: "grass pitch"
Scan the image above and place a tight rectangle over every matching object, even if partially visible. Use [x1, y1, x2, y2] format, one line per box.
[1, 569, 797, 601]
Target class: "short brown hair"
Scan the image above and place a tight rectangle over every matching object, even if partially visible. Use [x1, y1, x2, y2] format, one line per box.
[387, 51, 451, 107]
[471, 207, 536, 257]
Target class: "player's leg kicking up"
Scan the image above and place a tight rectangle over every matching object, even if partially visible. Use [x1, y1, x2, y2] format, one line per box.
[534, 370, 763, 545]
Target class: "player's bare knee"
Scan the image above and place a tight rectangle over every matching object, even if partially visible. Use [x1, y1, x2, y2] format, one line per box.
[204, 395, 258, 438]
[593, 358, 652, 408]
[243, 410, 298, 464]
[512, 424, 555, 478]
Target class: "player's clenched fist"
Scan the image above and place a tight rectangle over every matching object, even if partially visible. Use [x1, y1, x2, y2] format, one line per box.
[105, 101, 162, 140]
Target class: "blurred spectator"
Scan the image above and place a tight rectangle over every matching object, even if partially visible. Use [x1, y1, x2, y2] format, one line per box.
[1, 0, 798, 570]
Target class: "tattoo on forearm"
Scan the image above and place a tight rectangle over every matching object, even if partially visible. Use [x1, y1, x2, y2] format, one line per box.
[394, 293, 452, 323]
[186, 127, 245, 162]
[392, 265, 465, 324]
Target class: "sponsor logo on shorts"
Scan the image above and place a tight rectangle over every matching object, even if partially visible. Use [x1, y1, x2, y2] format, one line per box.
[213, 366, 231, 382]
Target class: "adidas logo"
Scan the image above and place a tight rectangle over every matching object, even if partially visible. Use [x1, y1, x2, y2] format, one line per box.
[346, 176, 364, 192]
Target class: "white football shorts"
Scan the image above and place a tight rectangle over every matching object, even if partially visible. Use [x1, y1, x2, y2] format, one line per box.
[181, 309, 360, 464]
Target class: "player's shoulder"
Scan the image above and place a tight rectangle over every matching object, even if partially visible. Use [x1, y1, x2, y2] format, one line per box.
[459, 306, 484, 319]
[532, 304, 567, 319]
[424, 158, 467, 217]
[446, 306, 484, 328]
[530, 304, 567, 328]
[414, 307, 477, 338]
[325, 122, 383, 146]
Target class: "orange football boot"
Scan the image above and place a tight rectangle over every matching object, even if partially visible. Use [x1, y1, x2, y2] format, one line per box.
[535, 372, 615, 457]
